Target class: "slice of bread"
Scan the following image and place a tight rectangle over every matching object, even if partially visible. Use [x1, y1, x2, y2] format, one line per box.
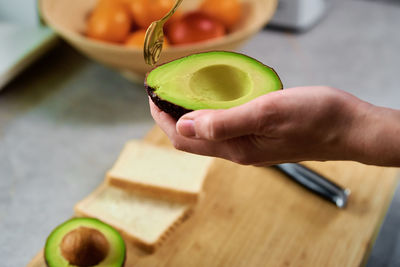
[75, 184, 192, 252]
[106, 140, 213, 203]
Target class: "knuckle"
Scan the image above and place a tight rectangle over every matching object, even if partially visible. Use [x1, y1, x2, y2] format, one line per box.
[230, 154, 253, 165]
[255, 97, 282, 134]
[203, 114, 224, 141]
[226, 140, 254, 165]
[321, 85, 337, 92]
[171, 139, 184, 151]
[258, 92, 282, 114]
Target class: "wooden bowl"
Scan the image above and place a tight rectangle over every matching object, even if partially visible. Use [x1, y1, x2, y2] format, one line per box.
[39, 0, 278, 81]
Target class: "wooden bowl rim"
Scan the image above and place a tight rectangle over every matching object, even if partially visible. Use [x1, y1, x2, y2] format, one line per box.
[38, 0, 278, 55]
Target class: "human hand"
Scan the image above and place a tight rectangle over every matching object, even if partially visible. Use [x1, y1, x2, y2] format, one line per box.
[149, 86, 400, 166]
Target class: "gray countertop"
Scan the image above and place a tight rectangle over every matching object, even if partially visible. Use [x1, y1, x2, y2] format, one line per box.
[1, 0, 400, 266]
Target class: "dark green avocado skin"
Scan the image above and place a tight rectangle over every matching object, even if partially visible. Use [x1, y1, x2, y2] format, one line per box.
[146, 83, 193, 120]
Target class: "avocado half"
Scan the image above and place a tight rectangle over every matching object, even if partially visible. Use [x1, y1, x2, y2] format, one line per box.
[44, 217, 125, 267]
[145, 51, 283, 120]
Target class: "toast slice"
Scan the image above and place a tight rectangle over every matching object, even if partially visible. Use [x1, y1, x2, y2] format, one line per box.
[74, 184, 192, 252]
[106, 140, 213, 202]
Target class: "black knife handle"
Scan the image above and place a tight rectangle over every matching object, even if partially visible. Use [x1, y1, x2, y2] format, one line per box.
[274, 163, 350, 208]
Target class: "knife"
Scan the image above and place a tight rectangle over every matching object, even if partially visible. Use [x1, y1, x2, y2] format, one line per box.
[274, 163, 351, 208]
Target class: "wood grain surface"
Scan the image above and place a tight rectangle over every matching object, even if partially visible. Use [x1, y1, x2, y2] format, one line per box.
[28, 126, 399, 267]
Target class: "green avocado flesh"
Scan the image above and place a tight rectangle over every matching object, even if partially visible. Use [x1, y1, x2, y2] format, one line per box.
[146, 51, 282, 112]
[45, 217, 125, 267]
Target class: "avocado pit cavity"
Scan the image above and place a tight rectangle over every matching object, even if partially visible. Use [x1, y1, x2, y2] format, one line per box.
[45, 217, 125, 267]
[61, 226, 109, 267]
[189, 64, 251, 101]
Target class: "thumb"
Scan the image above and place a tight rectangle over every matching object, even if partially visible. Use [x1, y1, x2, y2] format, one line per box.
[176, 94, 277, 141]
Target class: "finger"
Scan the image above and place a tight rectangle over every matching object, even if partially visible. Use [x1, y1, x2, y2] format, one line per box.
[149, 99, 179, 139]
[148, 98, 161, 118]
[176, 92, 282, 141]
[150, 104, 245, 160]
[171, 136, 229, 159]
[149, 99, 271, 165]
[149, 97, 157, 108]
[149, 98, 171, 122]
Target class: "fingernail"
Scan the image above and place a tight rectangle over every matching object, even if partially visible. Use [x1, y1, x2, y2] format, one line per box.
[176, 119, 196, 137]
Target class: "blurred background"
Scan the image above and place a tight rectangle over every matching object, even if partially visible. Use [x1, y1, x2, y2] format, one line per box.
[1, 0, 399, 266]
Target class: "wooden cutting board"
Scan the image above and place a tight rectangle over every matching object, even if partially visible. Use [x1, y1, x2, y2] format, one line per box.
[28, 126, 399, 267]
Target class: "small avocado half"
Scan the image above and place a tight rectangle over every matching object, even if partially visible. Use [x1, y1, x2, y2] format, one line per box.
[145, 51, 283, 119]
[44, 217, 125, 267]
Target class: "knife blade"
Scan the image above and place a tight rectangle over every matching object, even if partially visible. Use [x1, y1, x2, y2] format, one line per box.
[274, 163, 351, 208]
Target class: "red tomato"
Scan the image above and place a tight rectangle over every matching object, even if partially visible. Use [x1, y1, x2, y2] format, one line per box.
[166, 11, 226, 45]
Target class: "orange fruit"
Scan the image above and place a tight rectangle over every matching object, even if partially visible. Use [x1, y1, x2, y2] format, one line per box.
[87, 0, 132, 43]
[125, 29, 169, 48]
[128, 0, 181, 29]
[200, 0, 241, 29]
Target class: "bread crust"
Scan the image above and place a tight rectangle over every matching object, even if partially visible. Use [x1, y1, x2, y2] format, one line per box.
[74, 184, 193, 253]
[106, 174, 199, 203]
[106, 140, 213, 203]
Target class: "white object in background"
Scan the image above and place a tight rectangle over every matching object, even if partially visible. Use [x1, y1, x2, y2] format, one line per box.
[269, 0, 329, 31]
[0, 0, 57, 90]
[0, 0, 40, 26]
[0, 24, 57, 89]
